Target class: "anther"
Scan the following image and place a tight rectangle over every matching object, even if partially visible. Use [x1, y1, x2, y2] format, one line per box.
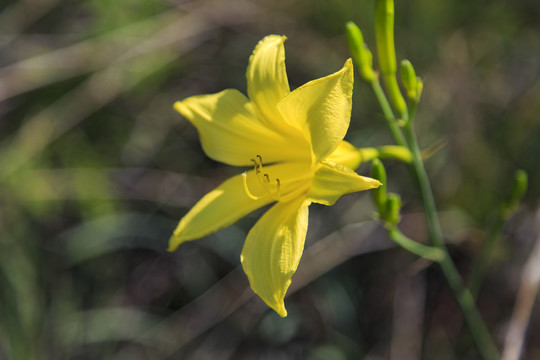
[243, 155, 282, 201]
[250, 158, 260, 174]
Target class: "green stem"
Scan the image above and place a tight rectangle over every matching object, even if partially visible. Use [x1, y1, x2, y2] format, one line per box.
[386, 225, 444, 261]
[370, 77, 407, 147]
[468, 210, 505, 300]
[369, 67, 498, 358]
[383, 74, 407, 119]
[407, 100, 418, 125]
[403, 122, 500, 360]
[469, 169, 527, 300]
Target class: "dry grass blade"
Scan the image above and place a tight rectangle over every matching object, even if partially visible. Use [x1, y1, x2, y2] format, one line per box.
[0, 10, 183, 101]
[11, 167, 213, 208]
[0, 0, 60, 46]
[390, 269, 426, 360]
[502, 208, 540, 360]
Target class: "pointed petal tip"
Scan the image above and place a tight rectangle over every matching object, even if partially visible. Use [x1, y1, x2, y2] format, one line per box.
[360, 173, 383, 189]
[343, 58, 354, 79]
[340, 58, 353, 74]
[262, 34, 287, 43]
[244, 275, 289, 317]
[261, 294, 288, 317]
[167, 235, 181, 252]
[327, 58, 353, 78]
[252, 35, 288, 57]
[173, 100, 185, 114]
[276, 304, 288, 317]
[365, 178, 383, 190]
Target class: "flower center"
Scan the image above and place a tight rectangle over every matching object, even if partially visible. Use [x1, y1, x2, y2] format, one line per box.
[242, 155, 281, 201]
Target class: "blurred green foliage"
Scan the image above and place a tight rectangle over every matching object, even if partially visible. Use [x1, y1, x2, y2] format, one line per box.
[0, 0, 539, 359]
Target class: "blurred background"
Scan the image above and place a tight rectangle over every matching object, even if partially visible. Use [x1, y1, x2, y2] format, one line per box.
[0, 0, 539, 359]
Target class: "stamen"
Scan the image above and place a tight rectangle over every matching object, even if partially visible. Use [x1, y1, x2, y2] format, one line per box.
[250, 158, 260, 174]
[270, 178, 281, 201]
[242, 172, 260, 200]
[243, 155, 282, 201]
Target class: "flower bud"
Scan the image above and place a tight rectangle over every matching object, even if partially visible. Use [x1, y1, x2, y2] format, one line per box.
[375, 0, 396, 76]
[377, 145, 412, 163]
[416, 77, 424, 100]
[371, 159, 387, 214]
[400, 59, 418, 99]
[375, 0, 407, 117]
[346, 22, 376, 81]
[505, 169, 528, 215]
[385, 193, 402, 225]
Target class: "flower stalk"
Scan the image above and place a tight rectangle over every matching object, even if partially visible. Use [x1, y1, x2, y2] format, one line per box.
[348, 1, 502, 357]
[469, 169, 528, 300]
[403, 121, 500, 360]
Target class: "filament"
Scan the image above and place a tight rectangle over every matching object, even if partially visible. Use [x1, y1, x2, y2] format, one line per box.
[243, 155, 282, 201]
[242, 172, 260, 200]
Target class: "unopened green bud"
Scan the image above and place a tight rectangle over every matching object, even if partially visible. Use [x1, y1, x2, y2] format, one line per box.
[416, 77, 423, 100]
[506, 169, 528, 214]
[375, 0, 407, 117]
[377, 145, 412, 163]
[371, 159, 387, 214]
[400, 59, 418, 99]
[375, 0, 396, 75]
[385, 193, 402, 225]
[346, 22, 376, 81]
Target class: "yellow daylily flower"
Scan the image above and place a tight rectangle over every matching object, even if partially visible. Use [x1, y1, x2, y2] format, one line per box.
[169, 35, 381, 317]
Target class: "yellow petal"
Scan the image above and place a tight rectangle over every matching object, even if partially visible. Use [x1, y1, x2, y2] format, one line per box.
[326, 140, 363, 170]
[307, 161, 381, 206]
[246, 35, 290, 130]
[277, 59, 354, 163]
[241, 196, 310, 317]
[168, 171, 273, 252]
[174, 89, 309, 166]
